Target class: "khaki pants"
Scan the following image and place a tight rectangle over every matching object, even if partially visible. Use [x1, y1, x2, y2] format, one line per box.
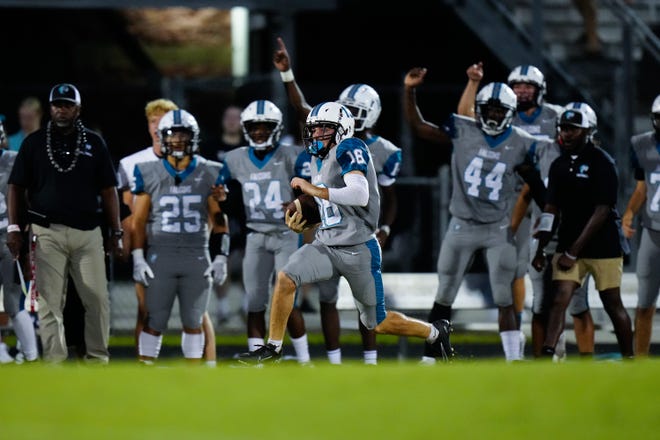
[32, 224, 109, 363]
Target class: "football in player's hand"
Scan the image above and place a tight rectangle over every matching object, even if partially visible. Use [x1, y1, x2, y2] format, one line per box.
[285, 194, 321, 225]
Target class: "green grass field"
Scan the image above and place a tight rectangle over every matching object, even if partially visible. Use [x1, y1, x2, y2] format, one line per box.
[1, 359, 659, 439]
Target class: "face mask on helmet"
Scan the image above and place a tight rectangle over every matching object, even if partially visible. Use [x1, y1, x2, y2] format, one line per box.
[475, 82, 517, 136]
[158, 109, 200, 159]
[303, 102, 355, 158]
[651, 94, 660, 133]
[507, 65, 546, 110]
[336, 84, 381, 132]
[240, 100, 283, 150]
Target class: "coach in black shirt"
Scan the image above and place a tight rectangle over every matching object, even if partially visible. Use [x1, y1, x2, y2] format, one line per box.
[532, 107, 633, 359]
[6, 83, 122, 363]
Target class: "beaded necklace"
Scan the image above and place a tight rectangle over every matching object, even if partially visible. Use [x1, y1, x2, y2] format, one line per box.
[46, 119, 87, 173]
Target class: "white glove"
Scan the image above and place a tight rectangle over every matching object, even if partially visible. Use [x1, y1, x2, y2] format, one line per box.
[204, 255, 228, 286]
[132, 249, 154, 286]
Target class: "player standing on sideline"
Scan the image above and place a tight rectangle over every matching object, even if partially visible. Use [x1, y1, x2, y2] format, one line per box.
[117, 99, 218, 365]
[457, 62, 596, 359]
[532, 107, 634, 359]
[404, 67, 547, 362]
[218, 100, 311, 364]
[238, 102, 452, 365]
[273, 36, 403, 364]
[0, 121, 38, 362]
[131, 109, 228, 364]
[7, 83, 122, 363]
[621, 94, 660, 357]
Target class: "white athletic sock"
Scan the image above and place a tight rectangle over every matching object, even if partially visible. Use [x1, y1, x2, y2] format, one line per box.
[426, 324, 439, 343]
[267, 339, 283, 352]
[181, 332, 204, 359]
[138, 331, 162, 359]
[290, 334, 310, 363]
[363, 350, 377, 365]
[419, 356, 437, 365]
[500, 330, 522, 361]
[13, 310, 38, 361]
[248, 337, 265, 352]
[327, 348, 342, 365]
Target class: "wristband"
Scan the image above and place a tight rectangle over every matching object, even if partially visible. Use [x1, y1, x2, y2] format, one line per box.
[7, 224, 21, 233]
[209, 232, 230, 259]
[537, 213, 554, 232]
[563, 251, 577, 261]
[110, 229, 124, 238]
[280, 69, 295, 82]
[379, 225, 391, 236]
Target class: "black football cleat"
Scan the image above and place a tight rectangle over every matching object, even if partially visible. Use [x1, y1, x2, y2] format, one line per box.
[431, 319, 454, 361]
[237, 343, 282, 365]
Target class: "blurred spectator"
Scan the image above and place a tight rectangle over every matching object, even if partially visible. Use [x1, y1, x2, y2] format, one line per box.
[8, 97, 43, 151]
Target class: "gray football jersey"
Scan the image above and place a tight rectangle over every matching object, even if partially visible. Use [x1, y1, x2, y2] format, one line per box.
[365, 135, 402, 186]
[312, 137, 380, 246]
[133, 156, 222, 248]
[447, 114, 539, 223]
[513, 103, 563, 141]
[219, 144, 306, 233]
[0, 150, 17, 231]
[631, 131, 660, 231]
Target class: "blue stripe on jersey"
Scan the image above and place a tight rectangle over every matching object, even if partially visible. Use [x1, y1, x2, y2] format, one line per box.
[383, 150, 402, 178]
[336, 138, 370, 175]
[366, 238, 387, 324]
[517, 106, 542, 123]
[295, 150, 312, 180]
[163, 156, 198, 181]
[248, 144, 277, 168]
[133, 165, 145, 193]
[364, 134, 378, 146]
[217, 160, 232, 184]
[483, 125, 513, 148]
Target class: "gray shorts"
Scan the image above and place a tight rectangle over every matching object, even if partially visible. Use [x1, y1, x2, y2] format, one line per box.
[435, 217, 517, 307]
[0, 236, 22, 316]
[283, 238, 386, 329]
[145, 246, 211, 332]
[514, 216, 531, 279]
[243, 230, 299, 312]
[636, 228, 660, 308]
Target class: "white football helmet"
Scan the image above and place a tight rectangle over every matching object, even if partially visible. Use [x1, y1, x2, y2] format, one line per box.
[240, 100, 283, 150]
[507, 65, 547, 108]
[651, 94, 660, 132]
[336, 84, 381, 132]
[158, 109, 200, 158]
[475, 82, 517, 136]
[303, 102, 355, 157]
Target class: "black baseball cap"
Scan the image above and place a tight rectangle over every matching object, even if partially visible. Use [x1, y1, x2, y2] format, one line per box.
[49, 83, 81, 105]
[558, 109, 588, 129]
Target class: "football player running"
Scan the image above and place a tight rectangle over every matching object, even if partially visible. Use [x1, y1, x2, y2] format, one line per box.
[218, 100, 312, 364]
[238, 102, 452, 365]
[131, 109, 228, 364]
[404, 67, 548, 362]
[273, 37, 402, 364]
